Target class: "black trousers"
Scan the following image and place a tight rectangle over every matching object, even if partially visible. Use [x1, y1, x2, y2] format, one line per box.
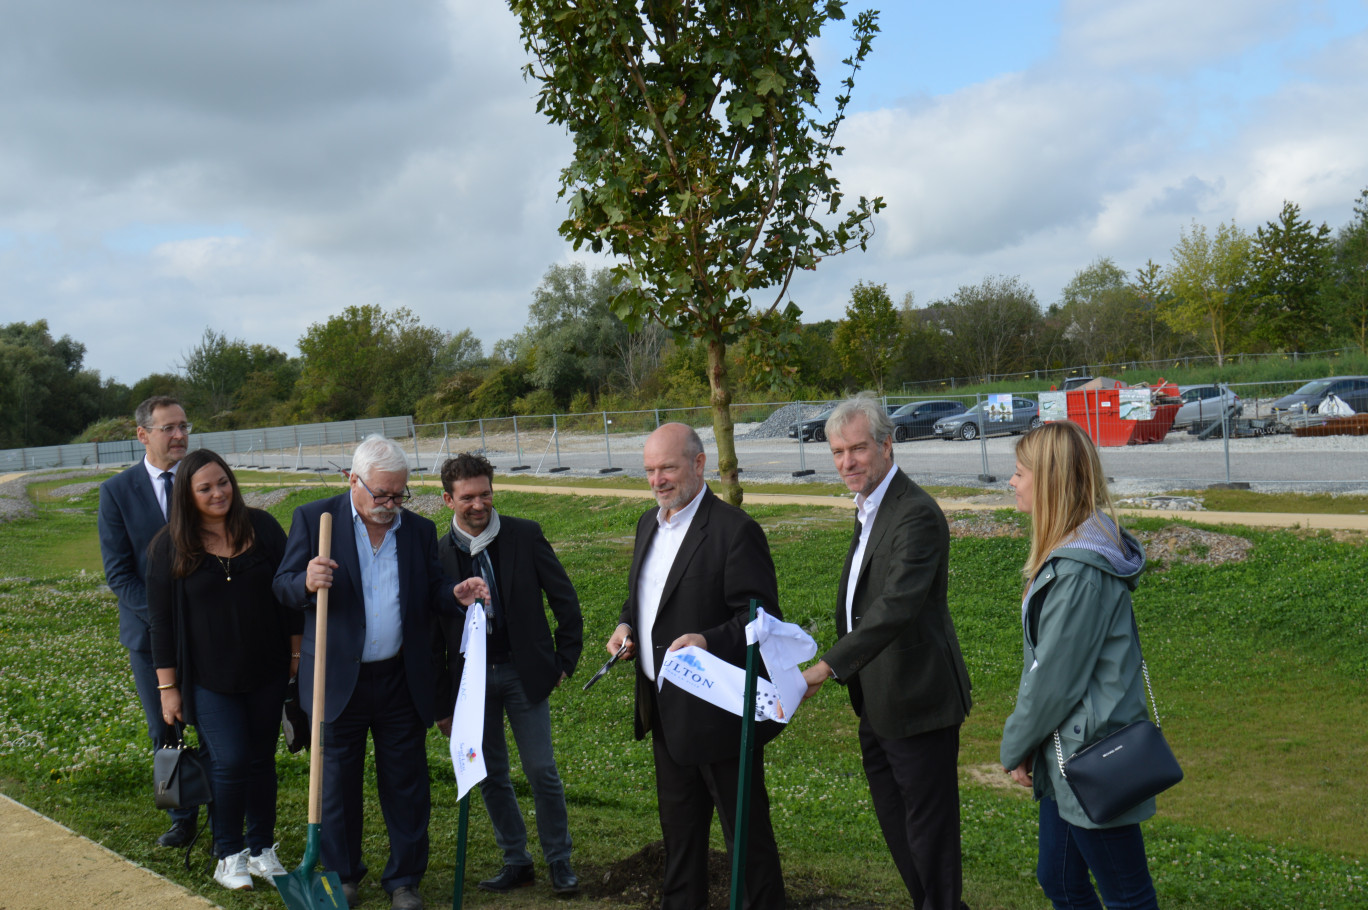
[858, 718, 965, 910]
[320, 655, 430, 894]
[650, 710, 785, 910]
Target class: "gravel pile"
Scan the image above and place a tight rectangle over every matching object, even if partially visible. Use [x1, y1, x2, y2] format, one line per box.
[0, 470, 102, 523]
[242, 489, 295, 509]
[1135, 525, 1254, 569]
[741, 402, 830, 439]
[0, 477, 34, 522]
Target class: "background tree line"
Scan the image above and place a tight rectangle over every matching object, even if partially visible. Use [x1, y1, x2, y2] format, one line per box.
[4, 186, 1367, 448]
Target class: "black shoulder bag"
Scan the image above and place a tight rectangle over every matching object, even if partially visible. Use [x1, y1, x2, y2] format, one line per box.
[1052, 613, 1183, 825]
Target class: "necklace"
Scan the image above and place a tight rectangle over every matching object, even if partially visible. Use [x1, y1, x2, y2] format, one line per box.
[212, 553, 232, 581]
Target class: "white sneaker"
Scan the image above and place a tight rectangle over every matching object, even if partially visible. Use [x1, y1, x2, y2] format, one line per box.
[246, 843, 288, 880]
[213, 849, 254, 891]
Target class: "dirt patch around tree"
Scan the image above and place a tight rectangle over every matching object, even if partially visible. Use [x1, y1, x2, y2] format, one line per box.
[581, 840, 881, 910]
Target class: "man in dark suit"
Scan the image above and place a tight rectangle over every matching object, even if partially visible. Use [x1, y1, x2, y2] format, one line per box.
[801, 396, 973, 910]
[97, 395, 201, 848]
[273, 435, 487, 910]
[430, 452, 583, 896]
[605, 422, 785, 910]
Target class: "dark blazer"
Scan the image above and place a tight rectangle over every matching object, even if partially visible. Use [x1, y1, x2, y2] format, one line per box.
[618, 487, 781, 766]
[822, 468, 972, 739]
[272, 493, 458, 725]
[432, 514, 583, 717]
[98, 460, 168, 651]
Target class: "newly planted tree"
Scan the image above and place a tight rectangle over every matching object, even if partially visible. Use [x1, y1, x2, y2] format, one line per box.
[508, 0, 884, 504]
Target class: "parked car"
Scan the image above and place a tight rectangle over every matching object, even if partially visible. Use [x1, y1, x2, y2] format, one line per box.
[1269, 376, 1368, 415]
[1172, 384, 1243, 428]
[889, 400, 967, 442]
[1061, 375, 1095, 390]
[933, 397, 1041, 440]
[788, 407, 835, 442]
[787, 403, 899, 442]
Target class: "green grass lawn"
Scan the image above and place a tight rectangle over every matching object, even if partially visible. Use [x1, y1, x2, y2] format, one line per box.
[1, 482, 1365, 908]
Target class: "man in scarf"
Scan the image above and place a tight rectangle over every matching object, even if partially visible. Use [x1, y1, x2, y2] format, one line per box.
[431, 453, 584, 897]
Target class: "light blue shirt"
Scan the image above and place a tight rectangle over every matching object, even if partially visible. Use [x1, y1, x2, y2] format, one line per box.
[350, 497, 404, 663]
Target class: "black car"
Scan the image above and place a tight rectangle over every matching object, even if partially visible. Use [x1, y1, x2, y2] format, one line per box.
[1269, 376, 1368, 415]
[788, 407, 836, 442]
[787, 404, 899, 442]
[889, 400, 967, 442]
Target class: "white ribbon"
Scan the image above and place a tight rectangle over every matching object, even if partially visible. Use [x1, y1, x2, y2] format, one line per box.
[747, 607, 817, 723]
[450, 602, 488, 799]
[656, 609, 817, 725]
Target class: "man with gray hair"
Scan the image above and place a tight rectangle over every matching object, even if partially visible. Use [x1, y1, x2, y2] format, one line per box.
[274, 435, 489, 910]
[801, 395, 973, 910]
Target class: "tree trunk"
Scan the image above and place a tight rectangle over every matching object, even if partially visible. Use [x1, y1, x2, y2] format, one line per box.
[706, 335, 742, 506]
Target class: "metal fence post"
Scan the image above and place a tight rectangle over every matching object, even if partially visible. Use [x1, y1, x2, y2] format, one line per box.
[510, 417, 530, 471]
[550, 415, 568, 473]
[975, 393, 995, 482]
[600, 411, 622, 474]
[793, 400, 814, 477]
[479, 418, 487, 456]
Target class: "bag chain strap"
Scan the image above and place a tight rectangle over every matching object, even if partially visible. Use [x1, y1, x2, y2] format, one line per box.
[1054, 645, 1160, 782]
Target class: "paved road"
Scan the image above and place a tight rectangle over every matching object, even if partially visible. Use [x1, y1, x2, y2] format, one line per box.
[417, 431, 1368, 495]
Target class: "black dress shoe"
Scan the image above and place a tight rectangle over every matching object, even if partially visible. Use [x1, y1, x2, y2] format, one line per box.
[549, 860, 579, 896]
[156, 820, 196, 848]
[390, 885, 423, 910]
[341, 881, 361, 908]
[478, 864, 534, 892]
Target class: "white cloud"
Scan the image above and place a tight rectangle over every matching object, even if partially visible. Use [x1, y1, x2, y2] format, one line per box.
[2, 1, 1366, 387]
[1057, 0, 1303, 73]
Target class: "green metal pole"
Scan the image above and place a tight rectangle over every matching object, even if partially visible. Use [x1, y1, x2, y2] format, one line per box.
[451, 792, 469, 910]
[729, 599, 760, 910]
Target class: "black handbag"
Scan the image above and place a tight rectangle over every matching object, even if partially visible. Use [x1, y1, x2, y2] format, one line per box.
[153, 725, 213, 811]
[1053, 617, 1183, 825]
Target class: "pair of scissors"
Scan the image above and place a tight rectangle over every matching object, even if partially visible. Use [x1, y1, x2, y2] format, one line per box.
[582, 637, 631, 691]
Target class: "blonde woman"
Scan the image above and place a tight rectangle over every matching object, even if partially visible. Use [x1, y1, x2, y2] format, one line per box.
[1001, 421, 1159, 909]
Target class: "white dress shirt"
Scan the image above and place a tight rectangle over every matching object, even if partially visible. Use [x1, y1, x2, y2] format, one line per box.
[845, 465, 898, 632]
[141, 457, 179, 520]
[636, 484, 707, 681]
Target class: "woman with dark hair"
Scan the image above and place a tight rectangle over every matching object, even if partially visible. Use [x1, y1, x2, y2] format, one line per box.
[147, 449, 301, 891]
[1001, 421, 1160, 909]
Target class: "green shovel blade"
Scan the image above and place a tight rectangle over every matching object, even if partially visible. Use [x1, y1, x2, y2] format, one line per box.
[274, 823, 346, 909]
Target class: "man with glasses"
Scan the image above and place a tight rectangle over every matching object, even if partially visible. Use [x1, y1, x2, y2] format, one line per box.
[274, 435, 489, 910]
[98, 396, 202, 849]
[430, 453, 583, 896]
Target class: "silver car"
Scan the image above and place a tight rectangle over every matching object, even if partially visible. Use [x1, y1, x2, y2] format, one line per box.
[1172, 385, 1242, 428]
[933, 397, 1041, 440]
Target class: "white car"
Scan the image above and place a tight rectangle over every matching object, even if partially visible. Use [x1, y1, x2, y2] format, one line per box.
[1172, 385, 1241, 428]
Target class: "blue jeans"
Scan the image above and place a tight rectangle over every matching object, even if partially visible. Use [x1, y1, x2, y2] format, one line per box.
[479, 663, 572, 865]
[129, 647, 199, 827]
[1037, 797, 1158, 909]
[193, 679, 286, 858]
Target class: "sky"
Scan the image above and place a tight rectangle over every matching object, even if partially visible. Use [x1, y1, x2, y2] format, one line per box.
[3, 0, 1367, 386]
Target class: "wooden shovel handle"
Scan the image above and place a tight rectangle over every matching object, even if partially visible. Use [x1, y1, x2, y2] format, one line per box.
[307, 512, 332, 826]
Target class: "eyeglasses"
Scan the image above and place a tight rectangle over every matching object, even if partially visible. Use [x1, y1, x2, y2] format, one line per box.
[357, 475, 412, 506]
[144, 422, 193, 435]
